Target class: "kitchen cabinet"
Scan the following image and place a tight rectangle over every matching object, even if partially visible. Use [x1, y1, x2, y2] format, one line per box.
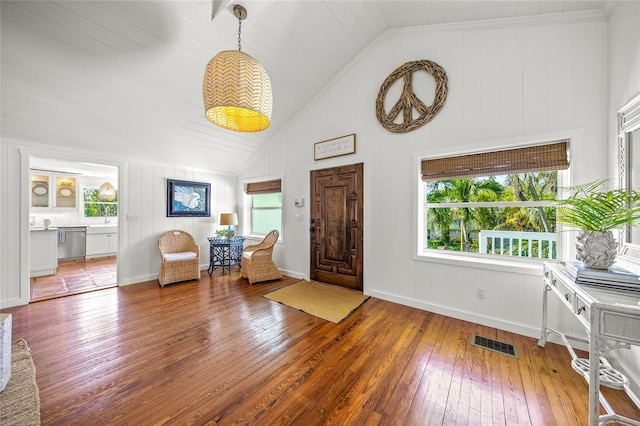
[30, 229, 58, 277]
[30, 173, 50, 208]
[86, 226, 118, 258]
[55, 175, 77, 208]
[30, 172, 77, 210]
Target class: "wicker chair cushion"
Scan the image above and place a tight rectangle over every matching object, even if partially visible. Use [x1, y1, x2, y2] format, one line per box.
[242, 251, 254, 259]
[163, 251, 198, 262]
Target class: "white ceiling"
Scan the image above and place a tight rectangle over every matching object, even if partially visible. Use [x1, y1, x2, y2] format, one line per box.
[1, 1, 609, 175]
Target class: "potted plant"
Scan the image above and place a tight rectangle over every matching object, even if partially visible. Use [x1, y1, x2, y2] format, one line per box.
[558, 180, 640, 269]
[215, 229, 228, 238]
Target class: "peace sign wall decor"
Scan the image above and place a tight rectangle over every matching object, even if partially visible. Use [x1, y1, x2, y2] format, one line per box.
[375, 60, 448, 134]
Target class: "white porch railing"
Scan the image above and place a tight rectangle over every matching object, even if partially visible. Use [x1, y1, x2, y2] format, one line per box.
[478, 230, 556, 259]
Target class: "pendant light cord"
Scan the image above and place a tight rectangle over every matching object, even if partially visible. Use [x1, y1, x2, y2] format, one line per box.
[237, 14, 242, 51]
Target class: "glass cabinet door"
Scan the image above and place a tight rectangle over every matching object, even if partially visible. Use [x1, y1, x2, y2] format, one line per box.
[30, 174, 50, 208]
[55, 176, 76, 208]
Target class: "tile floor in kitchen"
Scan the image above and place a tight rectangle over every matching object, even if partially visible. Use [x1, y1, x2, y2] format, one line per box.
[30, 256, 117, 302]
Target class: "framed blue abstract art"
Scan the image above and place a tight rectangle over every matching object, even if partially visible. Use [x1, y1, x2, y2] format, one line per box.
[166, 179, 211, 217]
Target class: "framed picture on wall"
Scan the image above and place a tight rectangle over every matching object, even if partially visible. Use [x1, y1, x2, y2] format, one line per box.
[166, 179, 211, 217]
[314, 133, 356, 161]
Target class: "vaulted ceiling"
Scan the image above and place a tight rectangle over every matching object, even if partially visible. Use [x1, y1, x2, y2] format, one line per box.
[1, 1, 608, 175]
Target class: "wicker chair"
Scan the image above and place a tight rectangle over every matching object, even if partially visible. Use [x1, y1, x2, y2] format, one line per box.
[240, 230, 282, 285]
[158, 230, 201, 287]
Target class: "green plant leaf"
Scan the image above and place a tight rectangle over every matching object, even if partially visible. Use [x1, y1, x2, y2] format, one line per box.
[558, 180, 640, 231]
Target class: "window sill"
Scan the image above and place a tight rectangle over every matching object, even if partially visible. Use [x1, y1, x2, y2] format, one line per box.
[241, 234, 283, 244]
[416, 250, 548, 276]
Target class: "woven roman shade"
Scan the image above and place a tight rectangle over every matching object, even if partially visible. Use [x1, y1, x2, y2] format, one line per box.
[421, 141, 569, 181]
[246, 179, 281, 194]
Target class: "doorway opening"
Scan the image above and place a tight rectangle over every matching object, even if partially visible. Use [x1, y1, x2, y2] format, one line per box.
[29, 157, 119, 301]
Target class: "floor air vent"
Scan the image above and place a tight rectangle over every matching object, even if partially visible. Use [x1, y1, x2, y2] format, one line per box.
[472, 334, 519, 358]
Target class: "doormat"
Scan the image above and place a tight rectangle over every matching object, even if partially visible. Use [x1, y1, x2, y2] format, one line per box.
[263, 280, 369, 323]
[0, 339, 41, 425]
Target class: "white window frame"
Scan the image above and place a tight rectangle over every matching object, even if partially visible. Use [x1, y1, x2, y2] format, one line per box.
[241, 175, 284, 240]
[82, 185, 118, 219]
[413, 133, 576, 272]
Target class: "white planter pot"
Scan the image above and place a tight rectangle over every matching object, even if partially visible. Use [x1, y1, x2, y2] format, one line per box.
[576, 230, 618, 270]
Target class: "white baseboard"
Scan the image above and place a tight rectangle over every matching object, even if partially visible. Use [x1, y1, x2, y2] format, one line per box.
[0, 297, 29, 310]
[118, 274, 157, 286]
[279, 269, 306, 280]
[367, 288, 589, 351]
[119, 267, 305, 287]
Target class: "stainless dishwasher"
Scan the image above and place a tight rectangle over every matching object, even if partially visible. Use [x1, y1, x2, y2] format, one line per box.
[58, 227, 86, 260]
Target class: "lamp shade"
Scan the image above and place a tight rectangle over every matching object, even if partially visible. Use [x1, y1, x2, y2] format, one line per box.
[203, 50, 272, 132]
[97, 182, 116, 202]
[219, 213, 238, 226]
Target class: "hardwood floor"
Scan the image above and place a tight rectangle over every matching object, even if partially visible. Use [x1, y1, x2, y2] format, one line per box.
[4, 271, 640, 425]
[29, 256, 117, 301]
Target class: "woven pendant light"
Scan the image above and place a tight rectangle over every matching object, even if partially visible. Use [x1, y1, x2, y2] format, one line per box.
[203, 5, 272, 133]
[98, 182, 116, 202]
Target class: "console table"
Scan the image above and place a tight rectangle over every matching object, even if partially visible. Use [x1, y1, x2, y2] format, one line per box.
[207, 236, 245, 275]
[539, 262, 640, 425]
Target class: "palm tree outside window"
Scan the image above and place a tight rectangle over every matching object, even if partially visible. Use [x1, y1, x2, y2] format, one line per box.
[421, 141, 569, 260]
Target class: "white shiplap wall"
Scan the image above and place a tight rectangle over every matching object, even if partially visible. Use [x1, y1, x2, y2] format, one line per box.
[606, 0, 640, 399]
[1, 2, 635, 394]
[0, 140, 237, 308]
[239, 15, 606, 341]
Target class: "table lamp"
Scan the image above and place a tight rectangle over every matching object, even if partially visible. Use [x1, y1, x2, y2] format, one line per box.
[219, 213, 238, 237]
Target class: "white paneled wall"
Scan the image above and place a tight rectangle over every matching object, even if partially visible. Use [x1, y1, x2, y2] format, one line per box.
[606, 0, 640, 398]
[0, 141, 237, 308]
[121, 162, 237, 285]
[2, 6, 634, 389]
[239, 15, 606, 339]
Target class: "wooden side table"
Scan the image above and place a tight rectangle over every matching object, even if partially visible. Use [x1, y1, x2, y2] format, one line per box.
[207, 236, 245, 275]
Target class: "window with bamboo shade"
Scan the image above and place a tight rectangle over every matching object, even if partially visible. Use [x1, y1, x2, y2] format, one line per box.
[420, 141, 570, 261]
[245, 179, 282, 236]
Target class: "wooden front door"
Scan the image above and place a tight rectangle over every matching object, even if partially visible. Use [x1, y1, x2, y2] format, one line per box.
[310, 163, 363, 291]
